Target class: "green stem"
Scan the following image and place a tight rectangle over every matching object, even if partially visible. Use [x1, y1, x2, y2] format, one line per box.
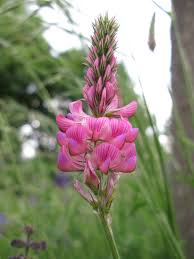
[98, 209, 120, 259]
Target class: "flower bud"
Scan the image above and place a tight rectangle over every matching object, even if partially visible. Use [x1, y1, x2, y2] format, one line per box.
[24, 225, 34, 235]
[84, 160, 100, 189]
[74, 180, 97, 205]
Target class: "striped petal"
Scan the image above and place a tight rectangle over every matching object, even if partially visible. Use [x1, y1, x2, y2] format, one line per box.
[115, 143, 137, 173]
[56, 114, 76, 132]
[111, 134, 125, 149]
[108, 101, 138, 118]
[57, 131, 67, 146]
[57, 146, 84, 172]
[99, 88, 107, 113]
[66, 125, 89, 155]
[92, 143, 120, 174]
[110, 119, 130, 137]
[122, 143, 136, 157]
[83, 85, 95, 109]
[106, 95, 119, 111]
[116, 156, 137, 173]
[69, 100, 84, 115]
[86, 117, 111, 141]
[105, 81, 116, 104]
[126, 128, 139, 142]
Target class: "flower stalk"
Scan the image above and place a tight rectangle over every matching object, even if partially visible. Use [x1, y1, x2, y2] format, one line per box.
[98, 209, 120, 259]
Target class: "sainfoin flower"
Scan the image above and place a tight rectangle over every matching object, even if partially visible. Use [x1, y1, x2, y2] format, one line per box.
[56, 15, 138, 210]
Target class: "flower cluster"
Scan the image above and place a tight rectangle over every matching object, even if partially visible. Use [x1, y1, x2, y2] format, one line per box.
[56, 15, 138, 209]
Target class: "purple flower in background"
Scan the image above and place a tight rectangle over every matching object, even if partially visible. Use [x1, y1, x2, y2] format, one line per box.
[54, 173, 71, 188]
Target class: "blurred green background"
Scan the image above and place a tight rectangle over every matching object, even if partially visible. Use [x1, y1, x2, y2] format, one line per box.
[0, 1, 194, 258]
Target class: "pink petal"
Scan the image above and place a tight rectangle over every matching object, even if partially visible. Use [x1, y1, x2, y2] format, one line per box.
[69, 100, 84, 115]
[86, 68, 94, 79]
[94, 57, 100, 68]
[57, 131, 66, 146]
[83, 85, 96, 109]
[56, 114, 76, 132]
[99, 88, 106, 113]
[106, 95, 119, 111]
[66, 125, 88, 141]
[66, 113, 74, 120]
[110, 74, 117, 85]
[112, 101, 138, 118]
[109, 119, 129, 137]
[110, 134, 125, 149]
[105, 81, 116, 103]
[116, 156, 137, 173]
[92, 143, 120, 174]
[122, 143, 136, 157]
[100, 158, 111, 174]
[126, 128, 139, 142]
[86, 117, 111, 141]
[57, 146, 84, 172]
[110, 55, 116, 68]
[96, 77, 103, 94]
[66, 125, 88, 155]
[108, 119, 132, 147]
[83, 84, 90, 99]
[104, 64, 111, 80]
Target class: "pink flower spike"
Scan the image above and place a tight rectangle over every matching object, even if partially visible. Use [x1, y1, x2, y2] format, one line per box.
[57, 131, 66, 146]
[84, 160, 100, 188]
[57, 146, 84, 172]
[56, 114, 76, 132]
[74, 180, 95, 204]
[66, 125, 88, 155]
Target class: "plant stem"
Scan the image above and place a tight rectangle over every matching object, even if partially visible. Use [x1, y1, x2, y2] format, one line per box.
[98, 209, 120, 259]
